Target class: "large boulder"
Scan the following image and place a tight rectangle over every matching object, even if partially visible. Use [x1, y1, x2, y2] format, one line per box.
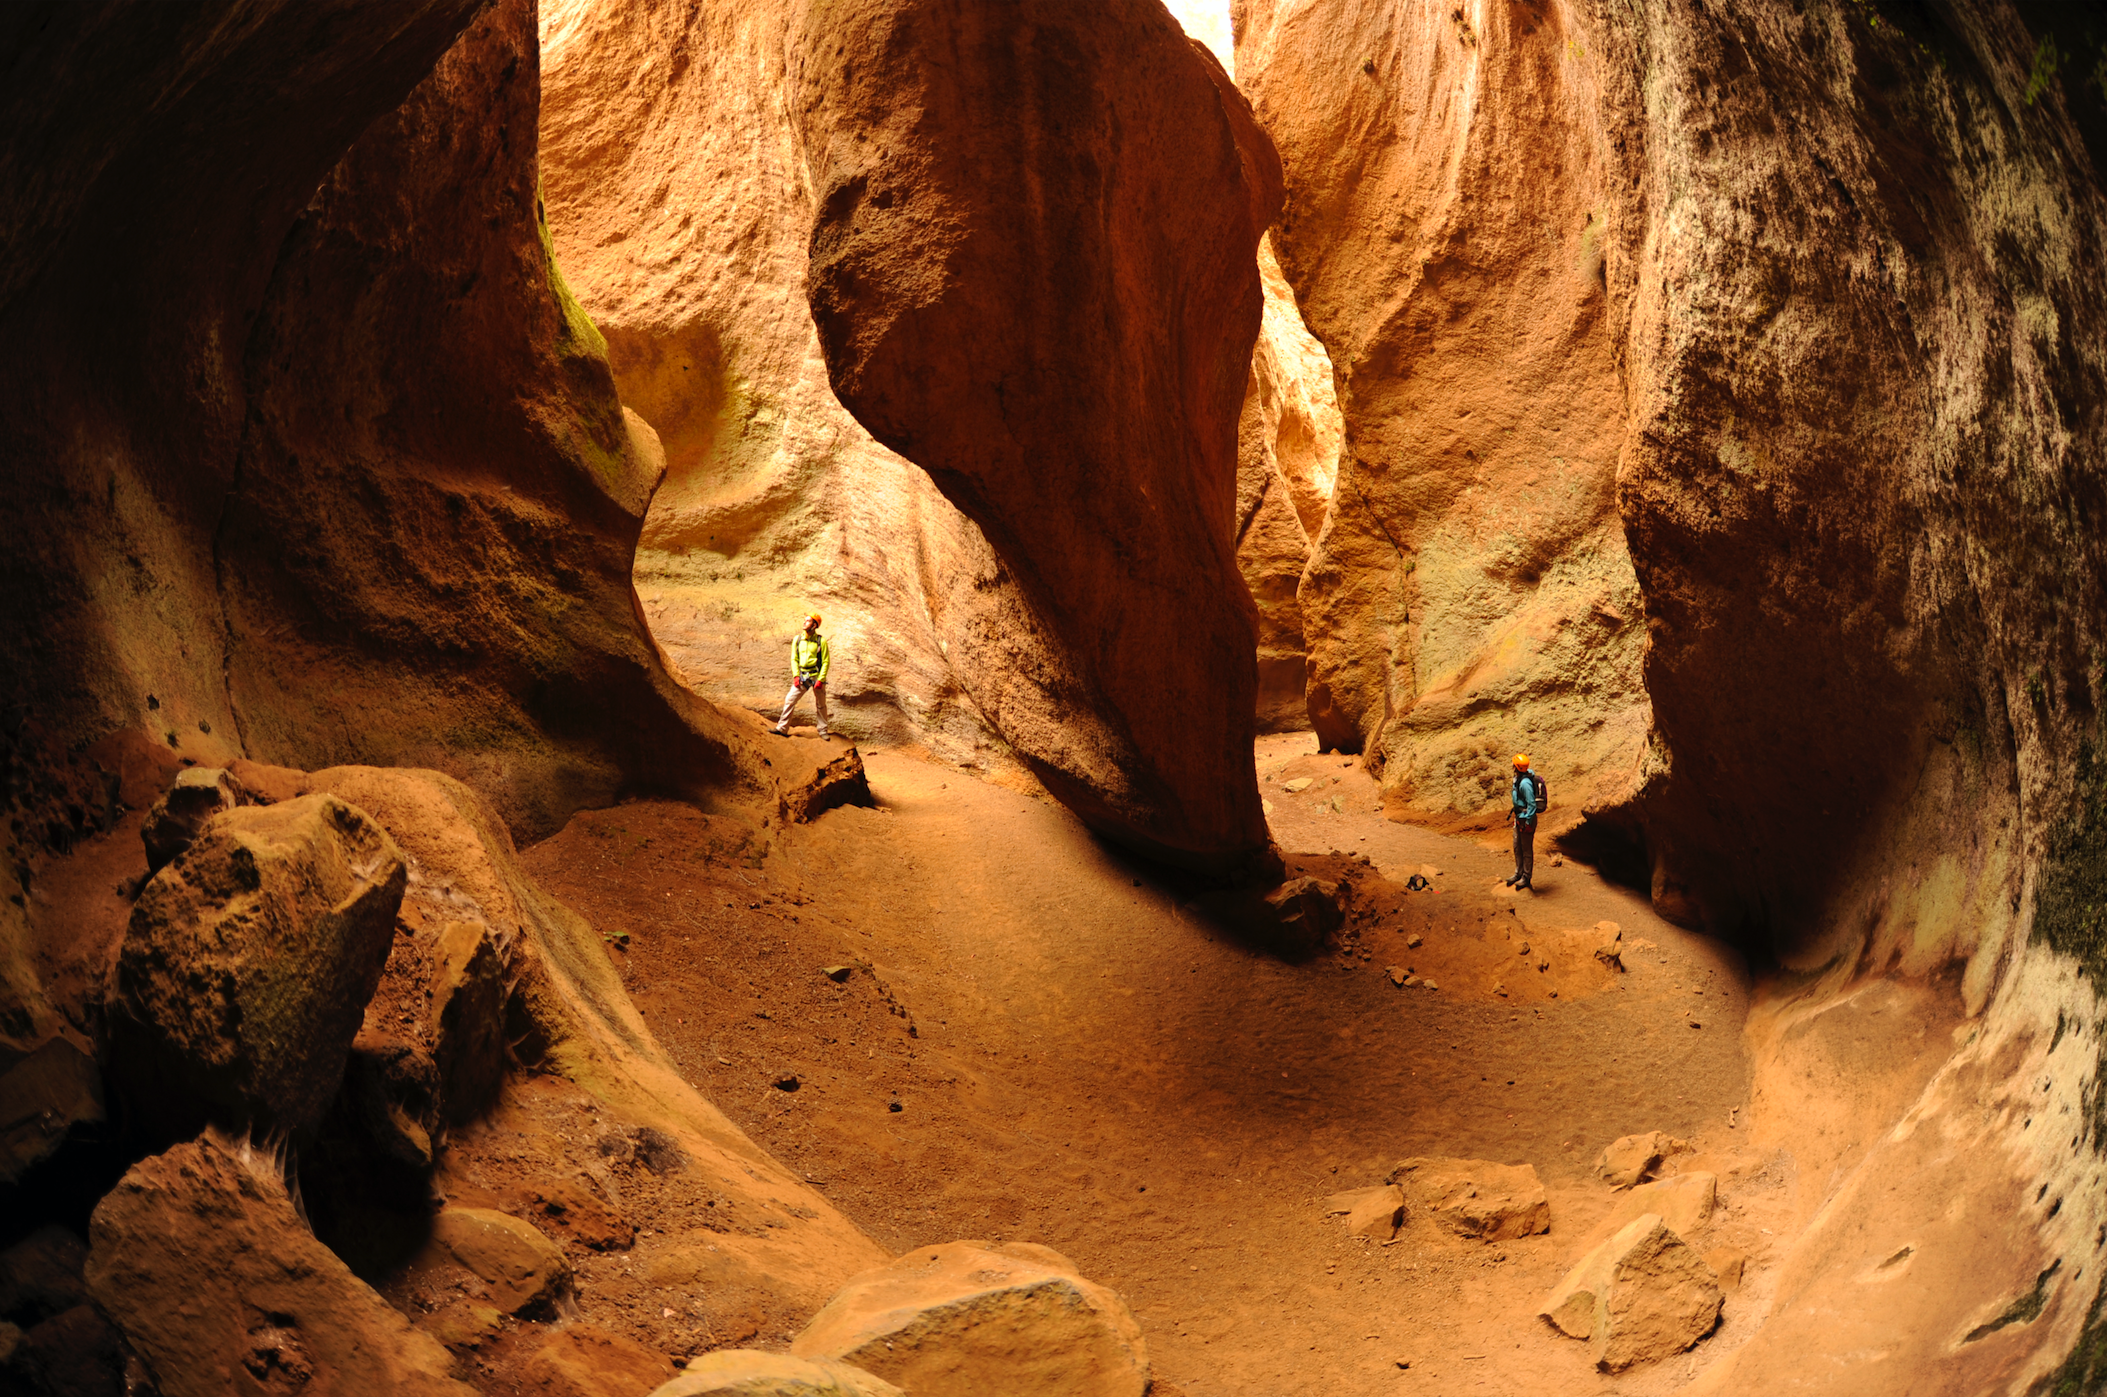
[790, 1241, 1148, 1397]
[648, 1350, 903, 1397]
[412, 1207, 571, 1316]
[791, 0, 1283, 877]
[85, 1133, 476, 1397]
[1540, 1214, 1723, 1371]
[1390, 1157, 1550, 1241]
[106, 794, 407, 1140]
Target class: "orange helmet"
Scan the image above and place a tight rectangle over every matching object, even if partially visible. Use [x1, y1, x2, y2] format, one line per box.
[806, 613, 822, 626]
[1513, 753, 1530, 769]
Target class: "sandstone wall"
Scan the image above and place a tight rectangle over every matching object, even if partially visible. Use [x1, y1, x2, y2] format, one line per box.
[1239, 0, 2107, 1386]
[1238, 238, 1343, 733]
[1239, 0, 1652, 832]
[539, 0, 1021, 762]
[0, 0, 768, 873]
[792, 0, 1286, 875]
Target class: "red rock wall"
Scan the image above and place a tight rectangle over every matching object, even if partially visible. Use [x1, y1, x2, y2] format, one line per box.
[791, 0, 1285, 876]
[0, 0, 767, 854]
[1240, 0, 2107, 1386]
[1238, 0, 1652, 836]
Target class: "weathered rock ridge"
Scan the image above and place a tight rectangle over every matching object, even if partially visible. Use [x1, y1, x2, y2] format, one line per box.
[793, 0, 1285, 874]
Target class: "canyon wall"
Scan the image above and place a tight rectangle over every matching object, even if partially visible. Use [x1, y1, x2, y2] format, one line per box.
[1239, 0, 1652, 833]
[539, 0, 1021, 764]
[1240, 0, 2107, 1387]
[793, 0, 1285, 874]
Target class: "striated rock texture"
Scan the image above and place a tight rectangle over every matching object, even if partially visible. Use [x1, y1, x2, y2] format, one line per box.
[793, 0, 1285, 874]
[1238, 237, 1343, 733]
[1239, 0, 1651, 830]
[539, 0, 1017, 762]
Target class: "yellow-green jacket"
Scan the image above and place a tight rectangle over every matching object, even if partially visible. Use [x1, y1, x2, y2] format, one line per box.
[792, 632, 830, 681]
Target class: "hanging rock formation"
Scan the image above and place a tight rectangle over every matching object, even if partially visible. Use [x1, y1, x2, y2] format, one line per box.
[793, 0, 1284, 875]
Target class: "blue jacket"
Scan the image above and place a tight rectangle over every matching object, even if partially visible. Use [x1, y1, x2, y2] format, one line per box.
[1511, 771, 1541, 820]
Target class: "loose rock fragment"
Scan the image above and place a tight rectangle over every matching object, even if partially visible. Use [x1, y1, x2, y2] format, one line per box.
[1390, 1158, 1549, 1240]
[108, 794, 408, 1140]
[1600, 1173, 1717, 1241]
[1324, 1185, 1405, 1239]
[650, 1349, 904, 1397]
[1596, 1131, 1685, 1189]
[85, 1133, 473, 1397]
[419, 1207, 571, 1315]
[141, 767, 244, 872]
[1539, 1214, 1722, 1370]
[791, 1240, 1147, 1397]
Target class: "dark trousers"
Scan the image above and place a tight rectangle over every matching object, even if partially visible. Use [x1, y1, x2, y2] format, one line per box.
[1512, 816, 1537, 883]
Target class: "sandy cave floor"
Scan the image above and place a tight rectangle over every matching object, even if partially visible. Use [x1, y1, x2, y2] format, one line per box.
[503, 733, 1917, 1396]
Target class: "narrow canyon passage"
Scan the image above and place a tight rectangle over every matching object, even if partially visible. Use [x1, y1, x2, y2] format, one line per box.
[515, 741, 1937, 1396]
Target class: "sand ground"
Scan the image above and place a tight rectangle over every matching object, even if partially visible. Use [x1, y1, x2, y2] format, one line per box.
[513, 733, 1954, 1395]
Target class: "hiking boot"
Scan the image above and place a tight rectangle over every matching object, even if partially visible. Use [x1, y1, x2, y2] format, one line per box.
[771, 726, 789, 736]
[1502, 874, 1518, 887]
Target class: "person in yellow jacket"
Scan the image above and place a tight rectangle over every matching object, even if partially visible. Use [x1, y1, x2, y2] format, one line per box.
[773, 613, 832, 739]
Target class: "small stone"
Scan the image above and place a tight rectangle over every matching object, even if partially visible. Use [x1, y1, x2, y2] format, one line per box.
[423, 1208, 569, 1315]
[1493, 982, 1507, 997]
[1385, 966, 1407, 987]
[1538, 1214, 1721, 1370]
[1406, 934, 1422, 948]
[1517, 943, 1530, 956]
[775, 1075, 802, 1092]
[649, 1350, 902, 1397]
[1422, 980, 1439, 991]
[791, 1241, 1144, 1397]
[1600, 1173, 1716, 1242]
[1324, 1185, 1405, 1239]
[1703, 1246, 1745, 1292]
[139, 767, 243, 873]
[1596, 1132, 1685, 1190]
[1282, 777, 1314, 793]
[1390, 1158, 1549, 1240]
[822, 965, 854, 982]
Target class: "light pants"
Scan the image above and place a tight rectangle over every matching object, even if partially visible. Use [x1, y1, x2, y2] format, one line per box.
[776, 679, 828, 736]
[1512, 815, 1537, 884]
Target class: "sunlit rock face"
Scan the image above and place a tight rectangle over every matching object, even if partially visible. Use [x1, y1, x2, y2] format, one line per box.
[1238, 0, 1651, 834]
[788, 0, 1286, 875]
[539, 0, 1026, 764]
[1239, 237, 1343, 734]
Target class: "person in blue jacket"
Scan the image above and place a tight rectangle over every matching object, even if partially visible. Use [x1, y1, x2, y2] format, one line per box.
[773, 613, 831, 740]
[1505, 753, 1545, 890]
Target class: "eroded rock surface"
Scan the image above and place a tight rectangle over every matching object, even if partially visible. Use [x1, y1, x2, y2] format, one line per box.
[791, 1240, 1148, 1397]
[792, 0, 1283, 875]
[1238, 0, 1650, 828]
[86, 1132, 476, 1397]
[107, 795, 407, 1141]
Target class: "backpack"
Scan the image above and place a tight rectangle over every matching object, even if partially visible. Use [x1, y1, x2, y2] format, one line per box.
[1518, 769, 1547, 814]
